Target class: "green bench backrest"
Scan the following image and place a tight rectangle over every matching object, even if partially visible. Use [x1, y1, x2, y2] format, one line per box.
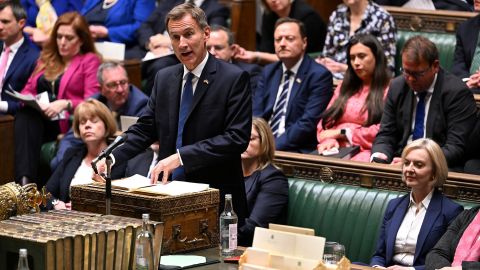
[287, 178, 404, 264]
[395, 31, 456, 76]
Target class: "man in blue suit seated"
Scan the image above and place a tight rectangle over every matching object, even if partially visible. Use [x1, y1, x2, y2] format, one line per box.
[51, 62, 148, 170]
[253, 17, 333, 153]
[0, 2, 39, 115]
[207, 25, 262, 90]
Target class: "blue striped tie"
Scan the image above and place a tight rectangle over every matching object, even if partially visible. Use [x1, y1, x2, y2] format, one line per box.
[270, 70, 292, 137]
[412, 91, 427, 140]
[172, 72, 194, 180]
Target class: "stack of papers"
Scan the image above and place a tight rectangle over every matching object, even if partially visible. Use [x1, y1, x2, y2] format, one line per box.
[111, 174, 209, 196]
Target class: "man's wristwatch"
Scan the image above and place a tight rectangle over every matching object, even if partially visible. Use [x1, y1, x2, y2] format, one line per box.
[340, 129, 346, 135]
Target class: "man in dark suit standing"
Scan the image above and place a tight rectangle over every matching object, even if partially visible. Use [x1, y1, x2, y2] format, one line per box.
[207, 25, 262, 90]
[452, 0, 480, 93]
[137, 0, 229, 94]
[371, 35, 477, 167]
[253, 18, 333, 153]
[110, 3, 251, 224]
[0, 2, 39, 115]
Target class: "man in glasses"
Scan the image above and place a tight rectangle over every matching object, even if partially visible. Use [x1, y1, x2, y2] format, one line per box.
[50, 62, 149, 170]
[371, 35, 476, 168]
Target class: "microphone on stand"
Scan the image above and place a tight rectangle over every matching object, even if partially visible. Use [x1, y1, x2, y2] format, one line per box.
[90, 133, 128, 216]
[92, 133, 128, 174]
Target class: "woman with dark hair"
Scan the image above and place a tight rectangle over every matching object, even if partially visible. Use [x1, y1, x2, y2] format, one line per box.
[45, 99, 125, 210]
[15, 12, 101, 185]
[371, 138, 463, 269]
[317, 34, 390, 161]
[239, 117, 289, 246]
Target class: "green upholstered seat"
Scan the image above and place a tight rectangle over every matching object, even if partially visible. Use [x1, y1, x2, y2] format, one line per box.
[395, 31, 456, 76]
[287, 178, 404, 263]
[287, 178, 478, 264]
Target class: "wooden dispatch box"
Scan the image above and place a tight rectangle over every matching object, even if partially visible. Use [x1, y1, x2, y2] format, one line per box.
[71, 184, 220, 254]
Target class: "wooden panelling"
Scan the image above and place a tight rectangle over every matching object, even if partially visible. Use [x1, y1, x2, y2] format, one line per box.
[384, 6, 476, 32]
[122, 59, 142, 89]
[0, 115, 14, 185]
[274, 151, 480, 203]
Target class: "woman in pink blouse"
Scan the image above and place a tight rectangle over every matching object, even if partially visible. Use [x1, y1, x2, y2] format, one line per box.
[15, 12, 101, 185]
[317, 34, 390, 161]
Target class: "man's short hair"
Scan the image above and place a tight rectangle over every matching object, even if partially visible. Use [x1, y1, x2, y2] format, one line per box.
[166, 3, 209, 32]
[274, 17, 306, 39]
[210, 24, 234, 46]
[97, 62, 127, 85]
[0, 1, 27, 22]
[401, 35, 439, 65]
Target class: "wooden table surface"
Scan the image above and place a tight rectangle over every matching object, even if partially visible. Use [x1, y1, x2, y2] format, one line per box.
[174, 248, 374, 269]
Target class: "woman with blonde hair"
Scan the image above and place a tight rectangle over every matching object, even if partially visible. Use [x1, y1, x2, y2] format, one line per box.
[45, 99, 125, 210]
[15, 11, 101, 185]
[239, 117, 289, 246]
[371, 139, 463, 269]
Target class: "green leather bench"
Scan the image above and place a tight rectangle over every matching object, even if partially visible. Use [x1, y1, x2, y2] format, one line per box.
[395, 31, 456, 76]
[287, 178, 478, 264]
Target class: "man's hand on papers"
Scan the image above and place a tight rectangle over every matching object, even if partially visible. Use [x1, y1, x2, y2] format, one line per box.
[151, 153, 181, 184]
[147, 34, 172, 54]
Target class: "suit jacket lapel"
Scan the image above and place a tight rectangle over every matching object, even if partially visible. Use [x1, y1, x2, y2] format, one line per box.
[386, 196, 409, 263]
[190, 55, 215, 119]
[266, 65, 283, 117]
[169, 65, 183, 135]
[4, 40, 28, 86]
[58, 54, 82, 98]
[414, 190, 441, 263]
[286, 56, 308, 117]
[402, 85, 415, 144]
[425, 70, 443, 137]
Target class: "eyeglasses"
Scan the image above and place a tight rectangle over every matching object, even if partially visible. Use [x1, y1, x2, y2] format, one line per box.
[400, 66, 432, 79]
[105, 80, 128, 90]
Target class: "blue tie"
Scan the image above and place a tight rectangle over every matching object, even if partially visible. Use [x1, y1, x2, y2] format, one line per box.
[412, 91, 427, 140]
[172, 72, 194, 180]
[270, 70, 292, 137]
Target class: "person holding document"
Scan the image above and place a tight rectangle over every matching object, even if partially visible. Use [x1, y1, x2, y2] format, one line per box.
[45, 99, 125, 210]
[316, 34, 390, 162]
[98, 3, 252, 225]
[14, 12, 101, 186]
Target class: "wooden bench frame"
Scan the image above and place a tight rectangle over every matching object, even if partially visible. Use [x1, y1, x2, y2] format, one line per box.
[274, 151, 480, 204]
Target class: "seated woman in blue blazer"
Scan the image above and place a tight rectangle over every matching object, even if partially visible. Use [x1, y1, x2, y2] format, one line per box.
[370, 138, 463, 270]
[238, 117, 289, 246]
[45, 99, 125, 210]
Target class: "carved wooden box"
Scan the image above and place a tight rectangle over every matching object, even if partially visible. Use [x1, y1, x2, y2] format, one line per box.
[71, 184, 220, 254]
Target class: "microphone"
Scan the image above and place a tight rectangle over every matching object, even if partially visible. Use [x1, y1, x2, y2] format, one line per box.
[92, 133, 128, 165]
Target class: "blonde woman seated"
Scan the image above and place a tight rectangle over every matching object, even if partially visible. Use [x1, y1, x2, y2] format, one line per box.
[45, 100, 126, 210]
[370, 139, 463, 270]
[317, 34, 390, 161]
[239, 117, 289, 246]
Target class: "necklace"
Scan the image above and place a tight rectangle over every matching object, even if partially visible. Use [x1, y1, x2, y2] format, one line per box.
[102, 0, 118, 9]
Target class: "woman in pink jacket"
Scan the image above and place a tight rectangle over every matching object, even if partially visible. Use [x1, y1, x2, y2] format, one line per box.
[15, 12, 101, 185]
[317, 34, 390, 162]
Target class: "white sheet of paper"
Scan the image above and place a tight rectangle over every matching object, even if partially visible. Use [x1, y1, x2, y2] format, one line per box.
[160, 255, 206, 267]
[111, 174, 152, 191]
[138, 181, 209, 196]
[95, 41, 125, 61]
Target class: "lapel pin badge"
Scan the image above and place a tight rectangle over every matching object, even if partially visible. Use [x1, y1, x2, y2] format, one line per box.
[296, 78, 302, 84]
[203, 79, 209, 85]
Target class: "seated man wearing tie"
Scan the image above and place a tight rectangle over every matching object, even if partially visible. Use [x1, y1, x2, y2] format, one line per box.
[253, 17, 333, 153]
[0, 2, 39, 115]
[371, 35, 477, 168]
